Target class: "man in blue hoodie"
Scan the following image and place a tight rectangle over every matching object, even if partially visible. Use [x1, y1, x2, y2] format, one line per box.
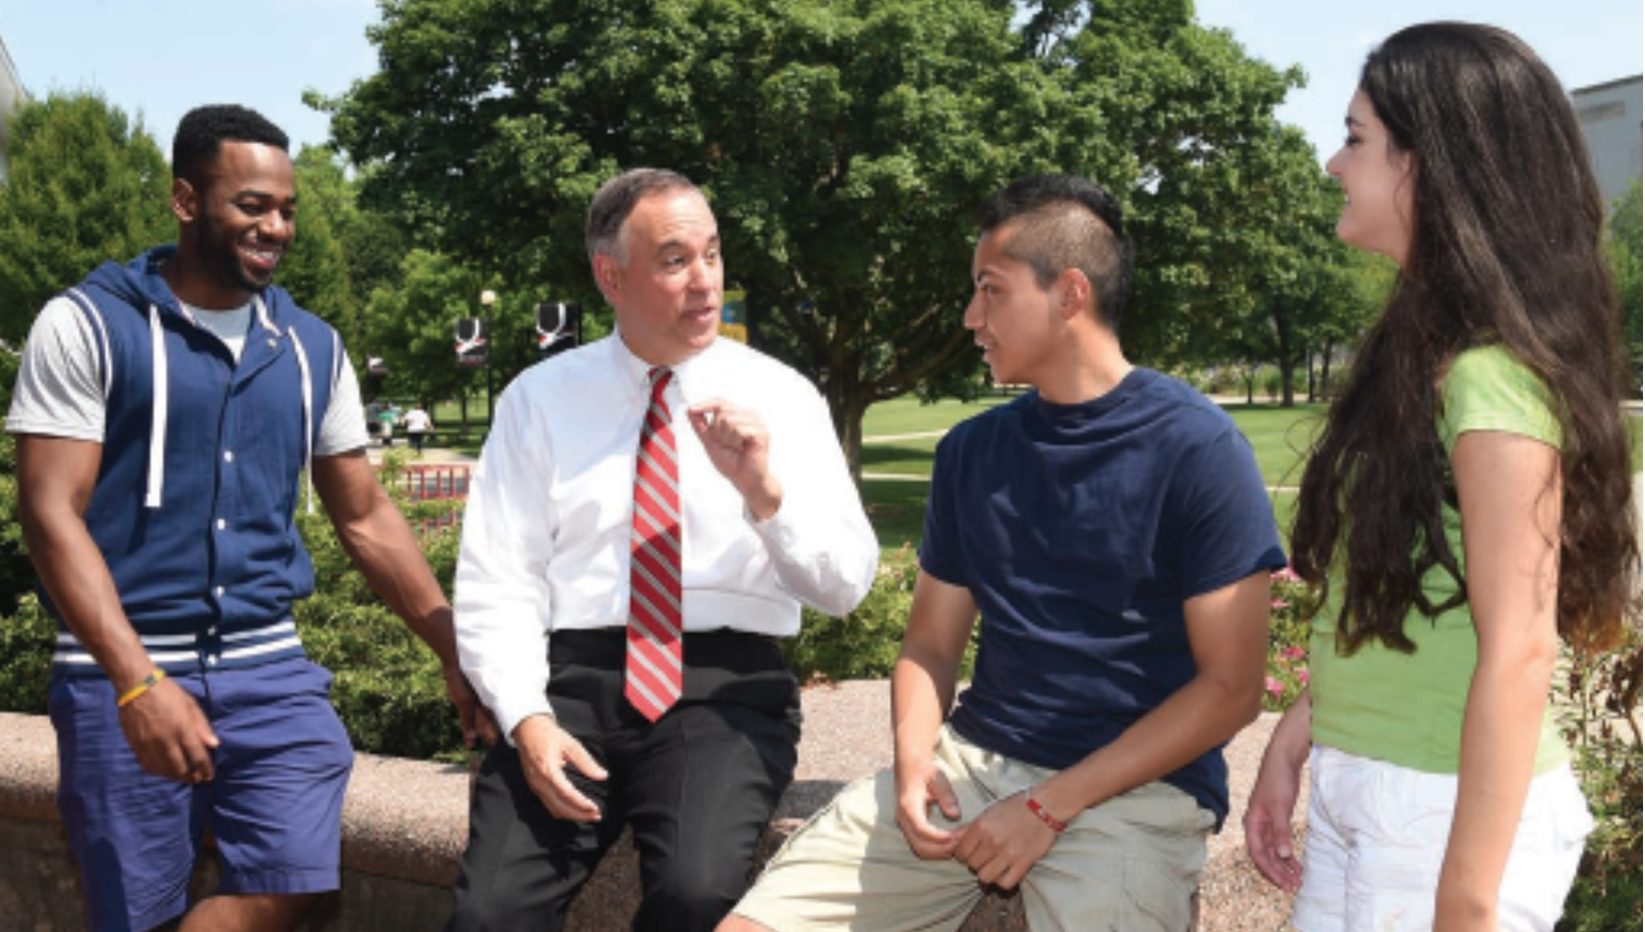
[6, 104, 485, 931]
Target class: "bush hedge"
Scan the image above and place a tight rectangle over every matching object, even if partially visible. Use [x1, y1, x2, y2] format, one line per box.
[0, 351, 34, 618]
[0, 449, 1637, 923]
[0, 452, 931, 760]
[1557, 628, 1643, 931]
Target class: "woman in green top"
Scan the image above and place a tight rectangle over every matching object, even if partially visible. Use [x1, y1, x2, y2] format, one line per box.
[1244, 22, 1639, 932]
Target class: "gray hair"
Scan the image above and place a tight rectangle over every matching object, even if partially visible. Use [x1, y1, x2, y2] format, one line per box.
[584, 168, 703, 262]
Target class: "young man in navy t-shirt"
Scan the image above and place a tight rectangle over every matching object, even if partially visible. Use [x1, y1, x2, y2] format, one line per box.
[723, 175, 1286, 931]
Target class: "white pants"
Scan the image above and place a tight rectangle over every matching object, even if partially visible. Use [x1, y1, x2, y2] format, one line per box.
[1292, 745, 1593, 932]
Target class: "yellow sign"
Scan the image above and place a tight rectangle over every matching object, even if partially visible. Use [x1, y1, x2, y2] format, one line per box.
[720, 290, 748, 343]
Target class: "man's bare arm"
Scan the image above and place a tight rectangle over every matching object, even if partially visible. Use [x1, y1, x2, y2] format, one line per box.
[16, 434, 219, 781]
[952, 570, 1271, 888]
[311, 451, 493, 744]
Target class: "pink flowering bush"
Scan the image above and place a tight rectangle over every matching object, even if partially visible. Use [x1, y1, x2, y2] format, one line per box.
[1264, 565, 1312, 712]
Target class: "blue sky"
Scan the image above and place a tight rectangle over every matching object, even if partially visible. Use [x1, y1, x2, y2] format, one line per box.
[2, 0, 1639, 165]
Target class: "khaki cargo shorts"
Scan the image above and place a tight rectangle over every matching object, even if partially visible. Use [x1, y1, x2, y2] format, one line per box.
[732, 726, 1214, 931]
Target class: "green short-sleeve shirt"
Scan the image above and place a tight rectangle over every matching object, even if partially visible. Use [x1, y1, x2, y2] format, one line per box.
[1308, 345, 1568, 774]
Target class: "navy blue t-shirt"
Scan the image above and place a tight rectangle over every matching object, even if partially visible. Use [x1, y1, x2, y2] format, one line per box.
[919, 369, 1286, 829]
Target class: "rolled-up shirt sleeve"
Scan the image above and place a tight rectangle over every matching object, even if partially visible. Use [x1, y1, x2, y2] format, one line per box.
[750, 385, 879, 617]
[454, 385, 558, 742]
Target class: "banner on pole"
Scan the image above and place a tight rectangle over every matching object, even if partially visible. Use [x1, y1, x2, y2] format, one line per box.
[454, 318, 488, 367]
[535, 301, 581, 357]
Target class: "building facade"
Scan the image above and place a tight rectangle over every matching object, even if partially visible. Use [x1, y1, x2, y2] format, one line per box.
[1572, 75, 1643, 207]
[0, 30, 24, 183]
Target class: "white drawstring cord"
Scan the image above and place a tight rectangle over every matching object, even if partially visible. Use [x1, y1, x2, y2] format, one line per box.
[144, 305, 168, 509]
[290, 329, 316, 514]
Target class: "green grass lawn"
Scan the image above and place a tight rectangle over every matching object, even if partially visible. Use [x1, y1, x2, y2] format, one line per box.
[863, 478, 930, 555]
[861, 437, 944, 476]
[862, 394, 1015, 437]
[865, 478, 1301, 557]
[420, 390, 1636, 558]
[1224, 404, 1328, 487]
[1271, 489, 1299, 540]
[1629, 412, 1641, 472]
[862, 397, 1325, 482]
[859, 398, 1326, 555]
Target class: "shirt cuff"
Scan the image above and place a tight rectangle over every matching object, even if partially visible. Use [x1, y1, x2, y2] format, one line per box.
[746, 498, 800, 548]
[491, 690, 556, 747]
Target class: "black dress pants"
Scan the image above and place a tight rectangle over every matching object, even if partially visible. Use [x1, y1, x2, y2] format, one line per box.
[448, 629, 801, 932]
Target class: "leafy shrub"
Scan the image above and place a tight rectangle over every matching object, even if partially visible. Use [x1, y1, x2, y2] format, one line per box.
[1261, 366, 1283, 402]
[297, 593, 468, 762]
[292, 452, 469, 760]
[1200, 365, 1245, 396]
[1263, 565, 1311, 712]
[0, 458, 957, 760]
[0, 349, 33, 617]
[1557, 628, 1642, 931]
[785, 547, 921, 683]
[0, 594, 52, 713]
[1267, 560, 1642, 929]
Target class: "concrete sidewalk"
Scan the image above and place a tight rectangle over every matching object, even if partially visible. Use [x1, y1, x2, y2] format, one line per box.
[363, 444, 477, 466]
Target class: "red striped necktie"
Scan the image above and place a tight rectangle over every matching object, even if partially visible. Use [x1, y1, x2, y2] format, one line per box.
[625, 367, 684, 721]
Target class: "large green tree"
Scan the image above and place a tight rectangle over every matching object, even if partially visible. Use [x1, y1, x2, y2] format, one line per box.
[278, 145, 419, 355]
[322, 0, 1317, 468]
[356, 249, 494, 422]
[279, 146, 357, 337]
[1188, 125, 1360, 405]
[1606, 180, 1641, 396]
[0, 93, 171, 342]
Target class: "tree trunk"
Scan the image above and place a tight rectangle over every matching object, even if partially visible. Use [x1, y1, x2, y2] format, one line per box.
[1276, 314, 1296, 407]
[1319, 340, 1334, 400]
[841, 404, 865, 486]
[1306, 347, 1316, 402]
[821, 368, 870, 486]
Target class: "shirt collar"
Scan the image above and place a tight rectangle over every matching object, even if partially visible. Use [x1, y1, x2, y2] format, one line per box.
[610, 330, 723, 407]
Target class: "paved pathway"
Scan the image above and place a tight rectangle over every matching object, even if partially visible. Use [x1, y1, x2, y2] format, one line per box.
[861, 429, 949, 443]
[364, 444, 476, 466]
[371, 444, 1308, 495]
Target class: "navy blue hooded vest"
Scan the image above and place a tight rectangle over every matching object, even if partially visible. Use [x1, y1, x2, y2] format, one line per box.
[49, 246, 342, 676]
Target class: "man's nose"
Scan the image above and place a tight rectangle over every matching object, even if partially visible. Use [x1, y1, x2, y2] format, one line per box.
[687, 256, 718, 291]
[260, 211, 294, 241]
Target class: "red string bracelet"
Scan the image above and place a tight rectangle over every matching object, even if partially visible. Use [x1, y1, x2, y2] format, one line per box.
[1024, 790, 1068, 833]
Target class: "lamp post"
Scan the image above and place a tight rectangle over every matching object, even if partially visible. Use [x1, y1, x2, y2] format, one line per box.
[479, 289, 497, 424]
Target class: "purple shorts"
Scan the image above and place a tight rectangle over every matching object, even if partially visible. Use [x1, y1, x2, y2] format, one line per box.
[49, 656, 354, 931]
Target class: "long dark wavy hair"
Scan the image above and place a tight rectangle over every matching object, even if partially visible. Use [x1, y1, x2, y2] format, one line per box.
[1292, 22, 1640, 656]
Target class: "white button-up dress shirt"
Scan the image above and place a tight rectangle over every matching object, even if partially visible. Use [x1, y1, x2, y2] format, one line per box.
[454, 333, 879, 739]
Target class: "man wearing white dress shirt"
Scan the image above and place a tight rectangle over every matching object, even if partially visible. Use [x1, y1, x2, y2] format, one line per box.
[447, 168, 879, 931]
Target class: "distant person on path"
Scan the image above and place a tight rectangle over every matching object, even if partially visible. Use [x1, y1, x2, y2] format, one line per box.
[1244, 23, 1639, 932]
[404, 403, 433, 453]
[721, 174, 1286, 932]
[447, 168, 878, 931]
[376, 401, 398, 446]
[7, 104, 485, 932]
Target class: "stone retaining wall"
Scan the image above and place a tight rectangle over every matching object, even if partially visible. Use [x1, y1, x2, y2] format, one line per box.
[0, 683, 1297, 930]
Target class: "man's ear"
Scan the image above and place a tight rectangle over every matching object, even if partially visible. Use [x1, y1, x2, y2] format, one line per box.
[592, 253, 622, 303]
[1055, 267, 1093, 321]
[170, 177, 198, 225]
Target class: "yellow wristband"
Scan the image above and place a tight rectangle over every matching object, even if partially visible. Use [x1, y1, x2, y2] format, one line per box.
[116, 669, 166, 708]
